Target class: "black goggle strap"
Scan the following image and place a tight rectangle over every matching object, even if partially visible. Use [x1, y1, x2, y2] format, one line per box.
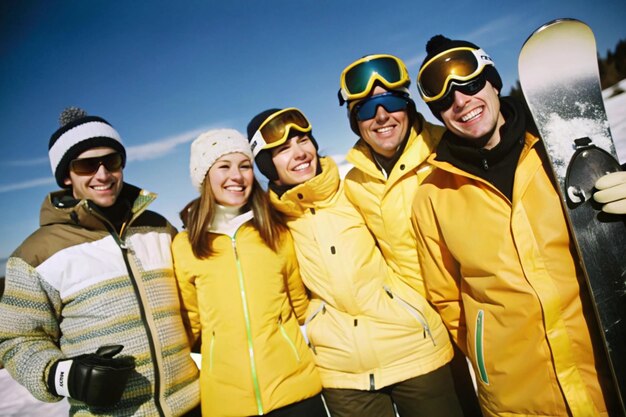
[338, 89, 346, 106]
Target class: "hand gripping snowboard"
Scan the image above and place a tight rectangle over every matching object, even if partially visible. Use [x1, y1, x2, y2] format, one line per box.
[519, 18, 625, 412]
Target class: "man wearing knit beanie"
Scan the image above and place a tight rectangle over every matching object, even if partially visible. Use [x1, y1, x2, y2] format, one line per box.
[417, 35, 502, 123]
[412, 35, 625, 416]
[49, 106, 127, 189]
[0, 107, 201, 416]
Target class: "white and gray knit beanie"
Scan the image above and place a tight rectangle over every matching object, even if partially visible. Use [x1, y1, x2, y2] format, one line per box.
[48, 107, 126, 188]
[189, 128, 253, 192]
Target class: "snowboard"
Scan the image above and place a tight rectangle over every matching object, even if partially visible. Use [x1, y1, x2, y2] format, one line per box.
[518, 18, 625, 412]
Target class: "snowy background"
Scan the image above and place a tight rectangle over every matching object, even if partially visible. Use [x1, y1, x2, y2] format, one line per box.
[603, 80, 626, 164]
[1, 79, 625, 417]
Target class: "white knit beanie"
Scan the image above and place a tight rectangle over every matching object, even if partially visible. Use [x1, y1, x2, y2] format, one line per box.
[189, 128, 254, 192]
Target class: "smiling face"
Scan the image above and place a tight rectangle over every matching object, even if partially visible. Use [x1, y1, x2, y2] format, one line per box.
[439, 81, 505, 149]
[207, 152, 254, 208]
[270, 135, 318, 186]
[63, 147, 124, 207]
[356, 86, 410, 158]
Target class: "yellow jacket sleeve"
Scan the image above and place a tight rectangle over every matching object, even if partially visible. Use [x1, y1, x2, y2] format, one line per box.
[411, 198, 467, 354]
[172, 232, 202, 347]
[281, 231, 309, 324]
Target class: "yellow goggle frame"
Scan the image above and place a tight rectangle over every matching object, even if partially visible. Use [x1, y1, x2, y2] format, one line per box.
[339, 54, 410, 103]
[249, 107, 312, 157]
[417, 47, 494, 103]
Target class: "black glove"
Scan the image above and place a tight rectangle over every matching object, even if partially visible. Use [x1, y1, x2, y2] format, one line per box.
[47, 345, 135, 407]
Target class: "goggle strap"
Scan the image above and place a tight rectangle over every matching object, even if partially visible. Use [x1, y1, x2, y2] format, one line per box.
[391, 86, 410, 96]
[475, 49, 494, 66]
[339, 89, 349, 105]
[249, 130, 267, 157]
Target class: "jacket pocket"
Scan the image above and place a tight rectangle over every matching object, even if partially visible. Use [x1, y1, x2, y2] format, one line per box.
[209, 331, 216, 373]
[304, 301, 326, 354]
[383, 286, 435, 345]
[278, 317, 301, 363]
[474, 310, 489, 385]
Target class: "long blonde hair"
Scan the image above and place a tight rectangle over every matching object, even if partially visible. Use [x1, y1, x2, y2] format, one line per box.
[182, 177, 287, 259]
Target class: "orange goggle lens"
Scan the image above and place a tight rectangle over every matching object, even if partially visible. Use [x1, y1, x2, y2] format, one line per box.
[249, 108, 312, 156]
[417, 47, 494, 102]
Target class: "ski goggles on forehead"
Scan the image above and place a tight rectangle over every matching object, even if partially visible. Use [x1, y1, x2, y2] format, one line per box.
[417, 47, 494, 102]
[249, 108, 312, 157]
[339, 54, 410, 104]
[352, 92, 411, 121]
[69, 152, 124, 175]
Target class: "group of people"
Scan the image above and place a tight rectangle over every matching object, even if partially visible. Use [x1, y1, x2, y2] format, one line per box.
[1, 33, 625, 417]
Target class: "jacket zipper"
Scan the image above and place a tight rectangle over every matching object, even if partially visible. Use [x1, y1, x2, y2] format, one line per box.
[383, 286, 435, 345]
[87, 202, 167, 417]
[232, 236, 264, 415]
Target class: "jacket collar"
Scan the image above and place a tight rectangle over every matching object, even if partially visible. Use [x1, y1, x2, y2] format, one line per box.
[209, 205, 253, 237]
[428, 130, 541, 179]
[270, 157, 341, 216]
[41, 183, 156, 232]
[346, 112, 441, 182]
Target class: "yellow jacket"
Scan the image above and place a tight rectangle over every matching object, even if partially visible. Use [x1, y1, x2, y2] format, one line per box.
[412, 132, 610, 416]
[270, 157, 453, 390]
[172, 213, 321, 417]
[345, 114, 444, 296]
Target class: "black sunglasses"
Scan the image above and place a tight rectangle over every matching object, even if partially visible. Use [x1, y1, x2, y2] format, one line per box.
[69, 152, 123, 175]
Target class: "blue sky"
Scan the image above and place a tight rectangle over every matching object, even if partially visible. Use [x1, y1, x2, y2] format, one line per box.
[1, 0, 625, 266]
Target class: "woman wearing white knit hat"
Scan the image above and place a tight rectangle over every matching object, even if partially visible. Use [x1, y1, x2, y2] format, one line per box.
[171, 128, 325, 417]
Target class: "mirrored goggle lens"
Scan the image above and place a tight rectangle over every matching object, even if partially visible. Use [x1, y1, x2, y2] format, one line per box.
[418, 48, 485, 100]
[343, 56, 407, 99]
[429, 75, 487, 113]
[70, 152, 123, 175]
[354, 93, 410, 121]
[250, 108, 312, 156]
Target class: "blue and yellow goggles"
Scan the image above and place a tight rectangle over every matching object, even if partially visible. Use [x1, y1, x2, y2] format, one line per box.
[339, 54, 410, 104]
[417, 47, 494, 103]
[249, 108, 312, 157]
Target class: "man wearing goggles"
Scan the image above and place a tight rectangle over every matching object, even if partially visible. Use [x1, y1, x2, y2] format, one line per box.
[413, 35, 626, 417]
[0, 107, 201, 416]
[247, 107, 461, 417]
[338, 54, 481, 416]
[417, 47, 500, 115]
